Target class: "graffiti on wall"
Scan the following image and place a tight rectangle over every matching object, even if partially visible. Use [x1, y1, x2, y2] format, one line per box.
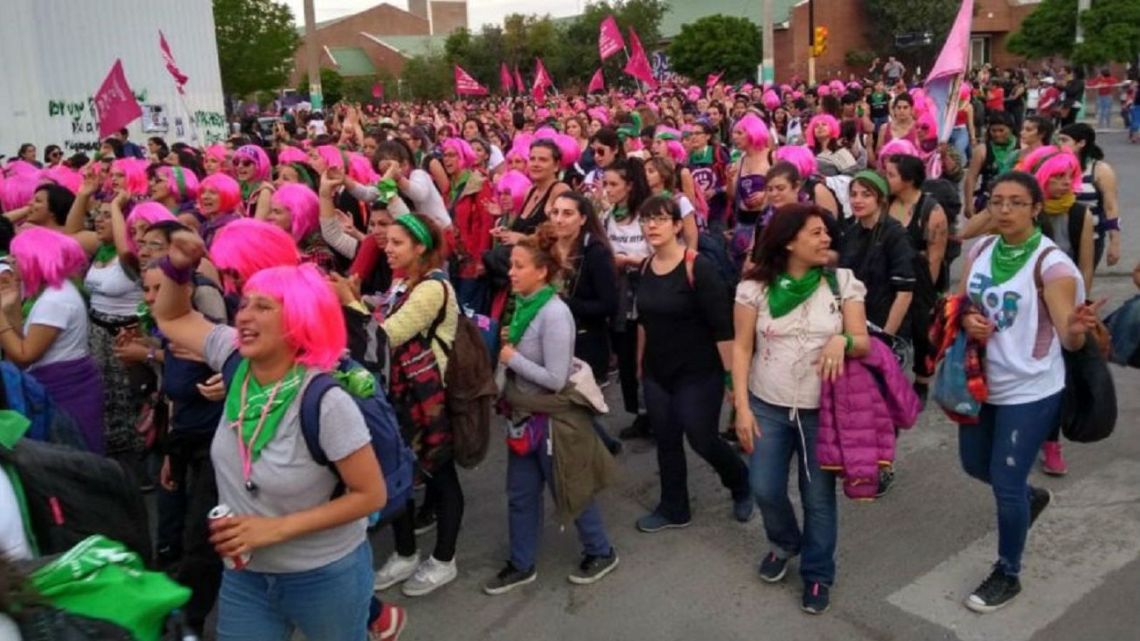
[44, 89, 226, 150]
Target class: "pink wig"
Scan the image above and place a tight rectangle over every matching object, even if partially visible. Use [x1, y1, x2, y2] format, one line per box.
[10, 227, 88, 295]
[587, 108, 609, 126]
[762, 89, 781, 111]
[241, 263, 346, 370]
[204, 144, 229, 167]
[276, 146, 309, 165]
[210, 218, 300, 295]
[533, 126, 558, 142]
[112, 158, 149, 196]
[775, 145, 818, 179]
[686, 86, 702, 102]
[959, 83, 973, 101]
[817, 85, 832, 97]
[441, 138, 477, 170]
[41, 165, 82, 194]
[915, 110, 939, 144]
[876, 139, 921, 169]
[495, 170, 532, 214]
[828, 80, 845, 94]
[805, 114, 840, 149]
[346, 152, 378, 185]
[155, 165, 200, 202]
[1, 173, 40, 212]
[3, 161, 40, 178]
[233, 145, 271, 182]
[125, 202, 177, 253]
[1018, 145, 1083, 195]
[552, 134, 581, 170]
[733, 113, 772, 150]
[314, 145, 347, 171]
[198, 173, 242, 216]
[270, 183, 320, 241]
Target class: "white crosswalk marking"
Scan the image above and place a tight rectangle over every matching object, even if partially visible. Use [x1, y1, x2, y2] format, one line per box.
[887, 459, 1140, 641]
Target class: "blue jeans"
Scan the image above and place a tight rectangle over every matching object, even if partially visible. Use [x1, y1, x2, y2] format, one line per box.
[1097, 94, 1113, 128]
[747, 396, 837, 585]
[950, 125, 972, 167]
[215, 541, 373, 641]
[958, 392, 1062, 576]
[507, 431, 612, 571]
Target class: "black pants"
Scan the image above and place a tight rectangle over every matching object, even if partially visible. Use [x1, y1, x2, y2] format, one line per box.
[393, 459, 464, 562]
[610, 323, 641, 415]
[575, 326, 611, 385]
[643, 372, 750, 522]
[173, 444, 222, 634]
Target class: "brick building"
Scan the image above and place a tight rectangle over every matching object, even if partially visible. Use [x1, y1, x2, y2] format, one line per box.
[771, 0, 1043, 83]
[290, 1, 465, 84]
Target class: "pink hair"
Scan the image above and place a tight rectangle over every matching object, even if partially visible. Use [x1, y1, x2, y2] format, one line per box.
[533, 126, 558, 141]
[204, 144, 230, 172]
[587, 108, 609, 125]
[552, 134, 581, 170]
[198, 173, 242, 216]
[495, 170, 532, 214]
[276, 146, 309, 164]
[346, 152, 378, 185]
[441, 138, 477, 170]
[210, 218, 300, 295]
[314, 145, 347, 171]
[112, 158, 149, 196]
[1018, 145, 1083, 195]
[661, 139, 686, 165]
[959, 83, 973, 101]
[762, 90, 781, 111]
[828, 80, 844, 94]
[817, 85, 832, 97]
[1, 173, 40, 212]
[41, 166, 82, 194]
[805, 114, 840, 149]
[155, 165, 200, 202]
[270, 183, 320, 241]
[775, 145, 817, 179]
[10, 227, 88, 294]
[4, 161, 40, 178]
[233, 145, 271, 182]
[241, 264, 346, 370]
[733, 113, 771, 150]
[686, 86, 702, 102]
[125, 202, 177, 253]
[876, 139, 921, 170]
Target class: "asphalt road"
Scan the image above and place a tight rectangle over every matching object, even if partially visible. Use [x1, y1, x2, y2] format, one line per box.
[369, 131, 1140, 641]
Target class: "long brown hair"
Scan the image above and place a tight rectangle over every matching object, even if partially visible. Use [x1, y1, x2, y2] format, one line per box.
[743, 203, 830, 285]
[515, 222, 567, 285]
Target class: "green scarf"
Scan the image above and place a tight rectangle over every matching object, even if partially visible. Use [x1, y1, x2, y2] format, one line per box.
[990, 138, 1018, 175]
[508, 285, 557, 345]
[240, 180, 260, 201]
[136, 301, 155, 334]
[689, 146, 714, 166]
[448, 170, 471, 204]
[990, 227, 1043, 286]
[223, 359, 305, 461]
[93, 243, 117, 265]
[610, 205, 630, 222]
[376, 177, 399, 204]
[768, 268, 836, 318]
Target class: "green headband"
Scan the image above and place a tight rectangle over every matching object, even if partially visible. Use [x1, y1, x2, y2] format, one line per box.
[617, 124, 640, 141]
[171, 166, 187, 198]
[290, 163, 316, 190]
[852, 170, 889, 199]
[395, 214, 433, 250]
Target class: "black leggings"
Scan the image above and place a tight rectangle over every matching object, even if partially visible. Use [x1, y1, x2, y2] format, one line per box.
[610, 324, 641, 415]
[393, 459, 464, 562]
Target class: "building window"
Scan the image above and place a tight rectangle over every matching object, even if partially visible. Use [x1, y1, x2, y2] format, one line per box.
[970, 35, 991, 68]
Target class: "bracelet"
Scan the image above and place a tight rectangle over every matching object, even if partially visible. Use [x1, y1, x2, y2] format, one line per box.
[1102, 217, 1121, 232]
[843, 333, 854, 353]
[159, 255, 194, 285]
[724, 371, 733, 389]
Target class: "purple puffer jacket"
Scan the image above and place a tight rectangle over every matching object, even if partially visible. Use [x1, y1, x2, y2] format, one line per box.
[818, 338, 921, 500]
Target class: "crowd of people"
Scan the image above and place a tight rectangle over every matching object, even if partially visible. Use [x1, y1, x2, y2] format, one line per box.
[0, 62, 1131, 640]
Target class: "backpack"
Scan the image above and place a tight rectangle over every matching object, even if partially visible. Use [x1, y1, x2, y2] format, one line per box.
[0, 362, 85, 450]
[696, 232, 739, 290]
[0, 438, 151, 560]
[221, 353, 416, 523]
[804, 175, 849, 221]
[426, 274, 497, 469]
[918, 184, 963, 264]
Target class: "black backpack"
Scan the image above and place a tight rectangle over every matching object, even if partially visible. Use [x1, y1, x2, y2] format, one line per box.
[920, 179, 963, 264]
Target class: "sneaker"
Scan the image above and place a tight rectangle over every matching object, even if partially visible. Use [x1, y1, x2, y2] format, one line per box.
[636, 512, 691, 533]
[368, 603, 407, 641]
[757, 552, 789, 583]
[1029, 486, 1053, 528]
[965, 567, 1021, 613]
[373, 552, 419, 591]
[801, 582, 831, 614]
[876, 467, 895, 498]
[618, 414, 651, 440]
[568, 549, 619, 585]
[1041, 441, 1068, 476]
[402, 556, 458, 597]
[413, 507, 437, 536]
[483, 562, 537, 595]
[733, 494, 754, 523]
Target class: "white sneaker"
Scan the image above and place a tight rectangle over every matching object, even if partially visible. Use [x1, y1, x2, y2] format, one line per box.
[401, 556, 458, 597]
[373, 551, 419, 591]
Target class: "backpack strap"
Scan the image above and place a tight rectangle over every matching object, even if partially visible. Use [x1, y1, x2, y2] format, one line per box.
[1033, 246, 1058, 297]
[1067, 202, 1087, 263]
[297, 373, 339, 469]
[824, 269, 841, 300]
[425, 272, 454, 357]
[641, 250, 698, 289]
[220, 351, 242, 389]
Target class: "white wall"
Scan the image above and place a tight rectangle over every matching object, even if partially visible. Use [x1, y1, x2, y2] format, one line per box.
[0, 0, 227, 159]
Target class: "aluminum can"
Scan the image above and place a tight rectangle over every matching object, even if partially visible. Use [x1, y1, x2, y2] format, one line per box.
[208, 503, 250, 570]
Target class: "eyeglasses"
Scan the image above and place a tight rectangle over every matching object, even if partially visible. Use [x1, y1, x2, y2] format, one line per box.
[236, 159, 256, 168]
[49, 151, 62, 158]
[988, 199, 1033, 212]
[138, 241, 167, 252]
[639, 214, 674, 227]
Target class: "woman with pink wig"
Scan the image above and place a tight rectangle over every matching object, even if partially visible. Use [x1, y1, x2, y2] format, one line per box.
[198, 173, 243, 248]
[209, 218, 301, 296]
[119, 201, 177, 259]
[110, 158, 150, 200]
[148, 164, 200, 221]
[807, 114, 858, 177]
[202, 144, 230, 176]
[726, 113, 774, 267]
[269, 183, 336, 272]
[440, 138, 495, 313]
[232, 144, 273, 218]
[774, 145, 841, 217]
[150, 232, 393, 640]
[0, 227, 105, 453]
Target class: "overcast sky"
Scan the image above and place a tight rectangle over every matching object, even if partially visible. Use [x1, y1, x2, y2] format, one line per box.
[282, 0, 583, 30]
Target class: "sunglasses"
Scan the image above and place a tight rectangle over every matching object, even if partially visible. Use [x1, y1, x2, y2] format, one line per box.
[49, 151, 62, 158]
[236, 159, 256, 168]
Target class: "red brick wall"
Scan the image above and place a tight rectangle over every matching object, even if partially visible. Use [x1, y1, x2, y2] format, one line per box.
[430, 1, 468, 35]
[291, 5, 431, 84]
[776, 0, 871, 84]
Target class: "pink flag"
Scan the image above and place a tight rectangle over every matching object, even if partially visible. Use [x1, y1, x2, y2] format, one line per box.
[587, 69, 605, 94]
[500, 62, 514, 94]
[705, 71, 724, 88]
[159, 31, 189, 95]
[454, 65, 488, 96]
[532, 58, 553, 103]
[514, 65, 525, 95]
[94, 59, 143, 138]
[623, 28, 657, 89]
[924, 0, 974, 142]
[372, 82, 383, 99]
[598, 15, 625, 61]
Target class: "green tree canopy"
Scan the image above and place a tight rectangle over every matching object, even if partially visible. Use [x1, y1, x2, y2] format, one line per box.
[1010, 0, 1140, 65]
[400, 53, 453, 100]
[667, 15, 761, 85]
[1006, 0, 1076, 60]
[214, 0, 301, 97]
[862, 0, 960, 69]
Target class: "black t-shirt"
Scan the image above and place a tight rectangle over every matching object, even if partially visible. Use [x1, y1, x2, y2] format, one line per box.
[636, 254, 733, 383]
[838, 216, 916, 329]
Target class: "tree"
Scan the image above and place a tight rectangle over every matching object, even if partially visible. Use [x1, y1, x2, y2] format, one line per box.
[668, 15, 761, 85]
[214, 0, 301, 97]
[1006, 0, 1077, 61]
[1074, 0, 1140, 65]
[295, 69, 346, 106]
[862, 0, 960, 69]
[400, 53, 453, 100]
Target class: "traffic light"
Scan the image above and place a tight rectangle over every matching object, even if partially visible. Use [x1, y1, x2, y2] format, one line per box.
[813, 26, 829, 57]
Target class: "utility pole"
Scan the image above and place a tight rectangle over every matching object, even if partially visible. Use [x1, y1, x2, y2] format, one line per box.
[304, 0, 323, 110]
[807, 0, 816, 85]
[761, 0, 775, 85]
[1075, 0, 1090, 44]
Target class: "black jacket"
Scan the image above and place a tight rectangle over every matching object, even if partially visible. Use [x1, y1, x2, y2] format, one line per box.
[838, 215, 916, 329]
[564, 235, 618, 334]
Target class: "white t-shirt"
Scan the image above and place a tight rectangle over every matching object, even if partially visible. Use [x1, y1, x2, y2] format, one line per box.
[0, 468, 32, 561]
[676, 194, 695, 219]
[605, 210, 651, 260]
[26, 281, 89, 370]
[85, 258, 143, 318]
[405, 169, 451, 229]
[488, 144, 505, 170]
[966, 236, 1083, 405]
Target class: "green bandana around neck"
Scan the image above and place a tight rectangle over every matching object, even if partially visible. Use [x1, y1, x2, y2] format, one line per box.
[990, 138, 1018, 175]
[93, 243, 118, 265]
[689, 146, 714, 165]
[508, 285, 557, 345]
[240, 180, 260, 201]
[990, 227, 1043, 286]
[449, 170, 471, 204]
[768, 267, 834, 318]
[223, 359, 305, 461]
[610, 205, 631, 222]
[376, 177, 399, 204]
